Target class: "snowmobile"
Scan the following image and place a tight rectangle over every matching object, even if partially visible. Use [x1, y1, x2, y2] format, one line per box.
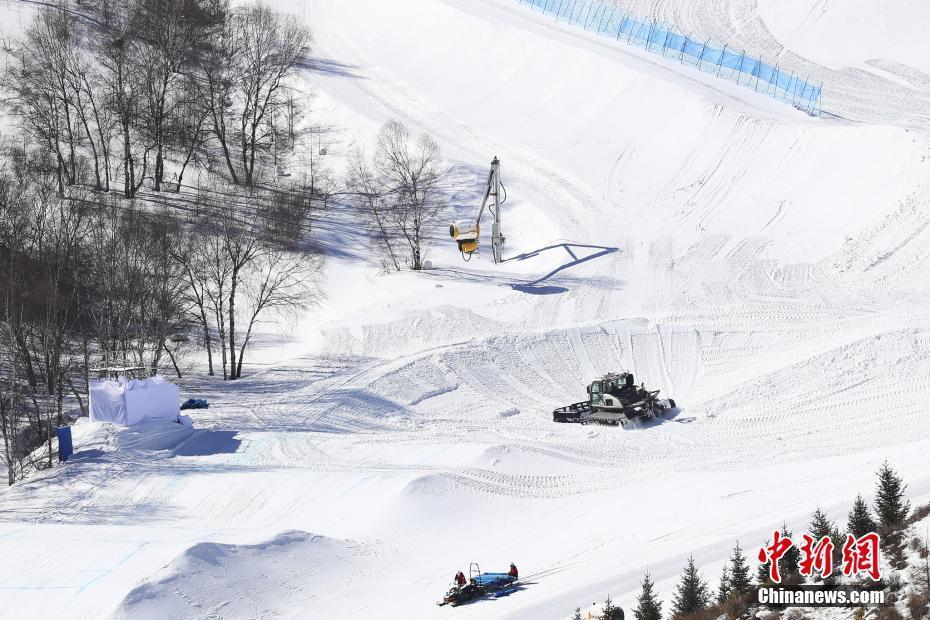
[437, 563, 519, 607]
[552, 372, 676, 426]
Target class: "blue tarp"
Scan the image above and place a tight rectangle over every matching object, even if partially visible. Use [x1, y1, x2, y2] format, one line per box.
[474, 573, 515, 587]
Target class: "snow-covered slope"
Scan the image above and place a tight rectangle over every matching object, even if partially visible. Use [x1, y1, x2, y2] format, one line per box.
[2, 0, 930, 618]
[115, 531, 372, 619]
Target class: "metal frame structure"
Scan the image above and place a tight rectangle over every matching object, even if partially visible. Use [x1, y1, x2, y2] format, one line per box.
[449, 157, 506, 264]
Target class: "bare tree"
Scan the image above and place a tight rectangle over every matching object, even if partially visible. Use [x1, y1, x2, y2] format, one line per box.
[0, 166, 92, 468]
[96, 3, 153, 198]
[136, 0, 221, 191]
[0, 166, 32, 484]
[175, 216, 218, 376]
[66, 44, 116, 192]
[351, 120, 447, 271]
[2, 5, 120, 194]
[204, 3, 310, 186]
[171, 81, 211, 190]
[4, 7, 82, 194]
[233, 245, 319, 378]
[177, 183, 319, 380]
[347, 147, 401, 271]
[0, 385, 25, 486]
[141, 212, 192, 375]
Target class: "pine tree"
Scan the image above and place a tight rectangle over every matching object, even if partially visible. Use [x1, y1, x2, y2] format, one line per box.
[809, 508, 834, 541]
[875, 461, 910, 530]
[572, 607, 583, 620]
[603, 595, 624, 620]
[807, 509, 839, 582]
[729, 542, 752, 595]
[778, 524, 801, 582]
[672, 556, 709, 618]
[830, 525, 845, 566]
[635, 572, 663, 620]
[716, 563, 731, 605]
[757, 539, 771, 586]
[848, 494, 877, 538]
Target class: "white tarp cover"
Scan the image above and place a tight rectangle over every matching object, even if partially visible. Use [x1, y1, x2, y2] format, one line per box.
[89, 375, 180, 426]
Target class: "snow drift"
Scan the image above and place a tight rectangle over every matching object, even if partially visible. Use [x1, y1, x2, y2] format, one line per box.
[114, 531, 369, 620]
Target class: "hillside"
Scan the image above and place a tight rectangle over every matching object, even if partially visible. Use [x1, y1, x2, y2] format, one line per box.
[1, 0, 929, 618]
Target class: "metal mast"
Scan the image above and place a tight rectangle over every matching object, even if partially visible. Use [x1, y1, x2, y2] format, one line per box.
[490, 157, 504, 264]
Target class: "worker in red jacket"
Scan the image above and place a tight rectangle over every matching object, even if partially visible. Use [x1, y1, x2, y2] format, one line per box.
[455, 571, 467, 587]
[508, 563, 519, 579]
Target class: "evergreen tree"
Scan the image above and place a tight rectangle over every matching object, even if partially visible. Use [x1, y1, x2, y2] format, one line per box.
[603, 595, 624, 620]
[758, 527, 801, 584]
[809, 508, 835, 541]
[716, 563, 731, 605]
[672, 556, 709, 618]
[848, 494, 877, 538]
[830, 525, 845, 565]
[728, 542, 752, 595]
[572, 608, 583, 620]
[757, 539, 772, 586]
[875, 461, 910, 530]
[778, 524, 801, 582]
[634, 572, 663, 620]
[807, 508, 840, 582]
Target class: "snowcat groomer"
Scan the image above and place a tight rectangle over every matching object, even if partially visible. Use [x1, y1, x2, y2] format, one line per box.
[552, 372, 676, 426]
[438, 562, 519, 607]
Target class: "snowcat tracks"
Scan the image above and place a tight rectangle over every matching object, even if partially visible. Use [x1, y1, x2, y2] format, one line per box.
[553, 402, 675, 426]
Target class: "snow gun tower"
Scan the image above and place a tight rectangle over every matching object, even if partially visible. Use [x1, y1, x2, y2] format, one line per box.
[449, 156, 505, 263]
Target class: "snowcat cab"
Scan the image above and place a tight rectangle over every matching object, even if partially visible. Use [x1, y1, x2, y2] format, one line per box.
[588, 372, 642, 410]
[553, 372, 676, 426]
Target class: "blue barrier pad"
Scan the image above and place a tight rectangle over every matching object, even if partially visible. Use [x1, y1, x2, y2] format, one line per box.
[57, 426, 73, 462]
[519, 0, 821, 114]
[474, 573, 515, 587]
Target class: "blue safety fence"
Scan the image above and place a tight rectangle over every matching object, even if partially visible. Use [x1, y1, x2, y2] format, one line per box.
[517, 0, 822, 116]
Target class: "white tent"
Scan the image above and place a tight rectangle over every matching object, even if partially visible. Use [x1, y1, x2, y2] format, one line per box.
[88, 375, 180, 426]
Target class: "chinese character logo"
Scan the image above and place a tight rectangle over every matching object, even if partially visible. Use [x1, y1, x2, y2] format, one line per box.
[758, 530, 794, 584]
[842, 533, 881, 581]
[799, 534, 834, 579]
[758, 531, 880, 583]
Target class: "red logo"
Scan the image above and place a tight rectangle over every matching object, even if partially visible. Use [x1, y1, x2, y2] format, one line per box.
[841, 533, 881, 581]
[757, 530, 794, 583]
[758, 531, 880, 583]
[799, 534, 834, 579]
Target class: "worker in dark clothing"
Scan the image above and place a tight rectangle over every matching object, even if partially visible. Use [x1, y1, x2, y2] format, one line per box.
[455, 571, 467, 588]
[508, 563, 518, 579]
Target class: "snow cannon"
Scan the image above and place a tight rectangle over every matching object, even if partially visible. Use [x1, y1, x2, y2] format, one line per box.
[450, 157, 505, 263]
[450, 220, 480, 256]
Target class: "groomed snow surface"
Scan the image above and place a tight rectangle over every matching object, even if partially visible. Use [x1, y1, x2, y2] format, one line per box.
[3, 0, 930, 618]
